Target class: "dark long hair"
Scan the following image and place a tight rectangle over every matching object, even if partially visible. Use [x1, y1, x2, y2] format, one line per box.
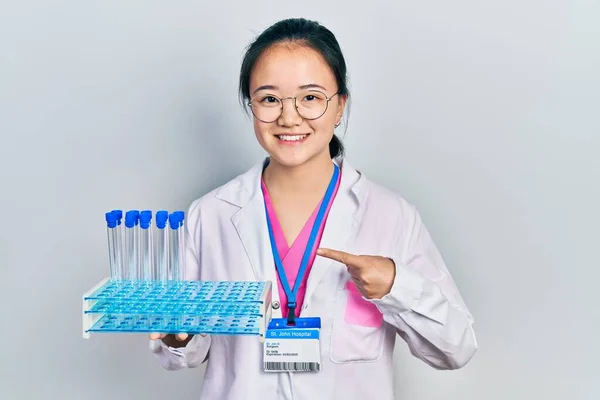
[238, 18, 349, 158]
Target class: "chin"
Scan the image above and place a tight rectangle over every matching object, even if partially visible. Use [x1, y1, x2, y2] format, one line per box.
[268, 147, 332, 169]
[268, 152, 312, 168]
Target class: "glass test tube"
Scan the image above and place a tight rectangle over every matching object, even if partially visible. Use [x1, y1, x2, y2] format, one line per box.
[105, 212, 118, 279]
[168, 213, 181, 281]
[124, 210, 139, 280]
[175, 211, 185, 280]
[155, 211, 169, 281]
[139, 210, 153, 281]
[112, 210, 124, 280]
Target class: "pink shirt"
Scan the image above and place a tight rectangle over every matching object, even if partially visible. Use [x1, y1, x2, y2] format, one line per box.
[261, 169, 341, 318]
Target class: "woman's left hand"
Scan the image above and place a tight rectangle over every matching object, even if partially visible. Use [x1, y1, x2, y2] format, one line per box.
[317, 248, 396, 299]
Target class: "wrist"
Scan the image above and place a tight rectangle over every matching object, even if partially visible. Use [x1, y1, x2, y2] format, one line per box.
[378, 258, 396, 298]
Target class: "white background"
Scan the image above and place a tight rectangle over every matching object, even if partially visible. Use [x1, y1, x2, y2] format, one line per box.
[1, 1, 598, 399]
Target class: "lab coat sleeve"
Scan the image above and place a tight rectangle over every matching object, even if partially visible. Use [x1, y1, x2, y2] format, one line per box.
[369, 206, 478, 370]
[148, 204, 212, 370]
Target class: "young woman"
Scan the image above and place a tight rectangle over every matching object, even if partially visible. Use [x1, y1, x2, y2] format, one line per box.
[149, 18, 477, 399]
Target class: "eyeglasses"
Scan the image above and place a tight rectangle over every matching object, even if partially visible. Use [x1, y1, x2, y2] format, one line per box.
[248, 90, 339, 123]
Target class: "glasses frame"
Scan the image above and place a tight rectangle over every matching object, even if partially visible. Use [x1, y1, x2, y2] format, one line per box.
[248, 90, 339, 123]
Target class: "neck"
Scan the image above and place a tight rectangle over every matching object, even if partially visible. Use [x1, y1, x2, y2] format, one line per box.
[263, 152, 335, 196]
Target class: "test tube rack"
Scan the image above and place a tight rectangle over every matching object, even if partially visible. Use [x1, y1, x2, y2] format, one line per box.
[82, 278, 273, 342]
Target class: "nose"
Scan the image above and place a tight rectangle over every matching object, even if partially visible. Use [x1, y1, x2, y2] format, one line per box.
[277, 97, 302, 127]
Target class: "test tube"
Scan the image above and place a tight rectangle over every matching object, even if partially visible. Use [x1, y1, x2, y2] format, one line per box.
[111, 210, 124, 280]
[168, 212, 182, 281]
[124, 210, 139, 280]
[155, 211, 169, 281]
[175, 211, 185, 280]
[105, 212, 118, 279]
[139, 210, 153, 281]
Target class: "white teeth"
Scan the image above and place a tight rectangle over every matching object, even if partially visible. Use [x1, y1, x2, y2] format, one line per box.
[278, 135, 307, 141]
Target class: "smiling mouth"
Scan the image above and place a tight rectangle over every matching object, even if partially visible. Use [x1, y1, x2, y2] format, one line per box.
[275, 134, 309, 142]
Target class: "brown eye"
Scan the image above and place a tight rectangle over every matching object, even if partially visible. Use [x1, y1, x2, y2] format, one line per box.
[261, 96, 279, 104]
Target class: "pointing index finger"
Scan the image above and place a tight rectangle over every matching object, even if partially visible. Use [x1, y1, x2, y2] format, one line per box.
[316, 248, 361, 266]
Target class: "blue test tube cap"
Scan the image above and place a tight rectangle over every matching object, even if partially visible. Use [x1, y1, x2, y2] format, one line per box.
[155, 210, 168, 229]
[139, 210, 152, 229]
[105, 211, 118, 228]
[168, 212, 180, 230]
[175, 211, 185, 227]
[111, 209, 123, 225]
[125, 210, 139, 228]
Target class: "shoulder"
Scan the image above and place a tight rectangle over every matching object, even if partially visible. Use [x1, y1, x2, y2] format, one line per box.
[364, 178, 415, 211]
[346, 163, 429, 254]
[343, 159, 418, 221]
[341, 160, 427, 257]
[363, 177, 420, 237]
[186, 159, 264, 222]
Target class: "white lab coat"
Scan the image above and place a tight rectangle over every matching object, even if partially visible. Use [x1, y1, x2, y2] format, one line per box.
[149, 157, 477, 400]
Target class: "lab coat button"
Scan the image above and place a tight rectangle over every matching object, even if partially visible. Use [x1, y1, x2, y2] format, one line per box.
[272, 301, 280, 309]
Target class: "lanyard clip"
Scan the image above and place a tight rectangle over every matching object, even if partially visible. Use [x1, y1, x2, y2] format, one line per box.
[287, 302, 297, 325]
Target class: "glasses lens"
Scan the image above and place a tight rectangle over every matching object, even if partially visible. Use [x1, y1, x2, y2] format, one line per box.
[296, 90, 328, 120]
[250, 94, 281, 122]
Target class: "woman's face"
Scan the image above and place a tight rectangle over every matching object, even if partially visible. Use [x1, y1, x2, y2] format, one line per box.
[249, 44, 346, 168]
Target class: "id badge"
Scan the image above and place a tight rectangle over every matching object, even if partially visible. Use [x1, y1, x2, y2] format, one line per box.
[263, 317, 321, 372]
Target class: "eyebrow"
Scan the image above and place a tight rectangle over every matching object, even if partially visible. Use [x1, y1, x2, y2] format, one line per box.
[252, 83, 328, 95]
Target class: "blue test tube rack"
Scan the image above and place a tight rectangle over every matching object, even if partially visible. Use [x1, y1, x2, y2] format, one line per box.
[82, 209, 273, 342]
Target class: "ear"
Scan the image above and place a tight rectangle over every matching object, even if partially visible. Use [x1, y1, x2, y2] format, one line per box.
[335, 94, 347, 124]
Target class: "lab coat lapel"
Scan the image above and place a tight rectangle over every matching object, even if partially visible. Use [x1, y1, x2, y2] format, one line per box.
[219, 160, 282, 317]
[303, 159, 366, 305]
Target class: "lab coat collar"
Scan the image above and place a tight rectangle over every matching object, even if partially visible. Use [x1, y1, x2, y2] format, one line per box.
[214, 157, 366, 207]
[215, 157, 367, 317]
